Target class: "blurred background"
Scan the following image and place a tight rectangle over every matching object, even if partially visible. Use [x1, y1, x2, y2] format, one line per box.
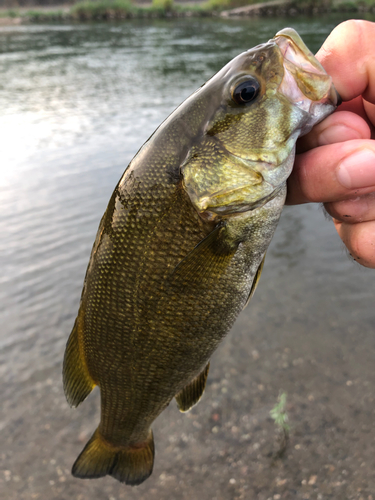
[1, 11, 375, 500]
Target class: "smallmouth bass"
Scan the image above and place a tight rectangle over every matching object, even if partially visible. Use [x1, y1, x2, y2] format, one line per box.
[63, 28, 339, 485]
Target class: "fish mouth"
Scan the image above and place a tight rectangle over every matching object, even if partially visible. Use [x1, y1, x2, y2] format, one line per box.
[273, 28, 340, 114]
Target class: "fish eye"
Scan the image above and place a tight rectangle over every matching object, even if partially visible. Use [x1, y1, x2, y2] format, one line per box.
[232, 78, 260, 105]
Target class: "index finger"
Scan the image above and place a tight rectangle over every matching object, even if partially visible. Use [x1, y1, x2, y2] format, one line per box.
[316, 20, 375, 107]
[288, 139, 375, 205]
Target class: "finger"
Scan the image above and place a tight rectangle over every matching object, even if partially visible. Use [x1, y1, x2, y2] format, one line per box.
[363, 100, 375, 137]
[333, 219, 375, 268]
[297, 110, 371, 154]
[338, 96, 375, 135]
[316, 20, 375, 104]
[287, 139, 375, 205]
[325, 192, 375, 224]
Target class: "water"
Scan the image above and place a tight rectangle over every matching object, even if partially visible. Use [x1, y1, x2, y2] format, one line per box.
[1, 15, 374, 500]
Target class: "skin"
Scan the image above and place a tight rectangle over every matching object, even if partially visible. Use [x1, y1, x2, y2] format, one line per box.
[288, 20, 375, 268]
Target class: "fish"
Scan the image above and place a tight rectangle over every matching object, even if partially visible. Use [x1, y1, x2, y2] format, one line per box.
[63, 28, 340, 486]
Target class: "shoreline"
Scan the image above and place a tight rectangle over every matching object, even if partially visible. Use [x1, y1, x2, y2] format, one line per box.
[0, 0, 374, 23]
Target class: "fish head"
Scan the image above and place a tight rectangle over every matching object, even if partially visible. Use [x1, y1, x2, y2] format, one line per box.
[182, 28, 340, 219]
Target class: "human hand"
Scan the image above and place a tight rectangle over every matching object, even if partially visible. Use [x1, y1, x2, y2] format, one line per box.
[287, 20, 375, 268]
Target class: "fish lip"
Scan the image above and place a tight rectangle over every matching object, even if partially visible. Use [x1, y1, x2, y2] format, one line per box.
[272, 28, 340, 110]
[273, 28, 326, 77]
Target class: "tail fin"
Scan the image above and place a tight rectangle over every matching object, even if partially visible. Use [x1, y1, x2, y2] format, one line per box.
[72, 428, 155, 486]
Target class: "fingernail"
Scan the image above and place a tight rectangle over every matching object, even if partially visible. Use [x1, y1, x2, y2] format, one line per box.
[318, 125, 362, 146]
[336, 149, 375, 189]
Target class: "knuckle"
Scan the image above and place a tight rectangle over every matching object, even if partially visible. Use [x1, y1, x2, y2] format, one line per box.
[324, 201, 357, 224]
[345, 222, 375, 268]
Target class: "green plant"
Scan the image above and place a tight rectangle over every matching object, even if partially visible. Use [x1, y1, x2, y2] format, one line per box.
[71, 0, 135, 20]
[203, 0, 260, 10]
[25, 9, 66, 21]
[152, 0, 174, 10]
[333, 1, 356, 9]
[270, 391, 290, 460]
[270, 392, 289, 432]
[293, 0, 332, 6]
[3, 9, 18, 18]
[203, 0, 231, 9]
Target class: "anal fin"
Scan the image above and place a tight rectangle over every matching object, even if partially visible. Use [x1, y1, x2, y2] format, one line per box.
[63, 316, 95, 407]
[176, 362, 210, 412]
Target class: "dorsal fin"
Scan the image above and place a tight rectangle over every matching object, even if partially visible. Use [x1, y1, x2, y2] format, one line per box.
[63, 315, 96, 407]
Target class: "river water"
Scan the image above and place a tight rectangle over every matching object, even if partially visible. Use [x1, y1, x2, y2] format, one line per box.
[1, 14, 374, 500]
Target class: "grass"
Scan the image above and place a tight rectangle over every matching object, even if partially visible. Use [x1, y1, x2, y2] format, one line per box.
[70, 0, 212, 19]
[270, 391, 290, 460]
[152, 0, 174, 10]
[270, 392, 290, 433]
[25, 9, 68, 21]
[203, 0, 255, 10]
[0, 0, 374, 22]
[70, 0, 135, 20]
[0, 8, 19, 17]
[333, 0, 375, 10]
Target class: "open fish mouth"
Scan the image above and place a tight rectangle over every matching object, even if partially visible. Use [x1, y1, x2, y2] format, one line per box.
[273, 28, 341, 114]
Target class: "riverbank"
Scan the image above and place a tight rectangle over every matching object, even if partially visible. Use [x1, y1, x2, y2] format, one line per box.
[0, 0, 375, 23]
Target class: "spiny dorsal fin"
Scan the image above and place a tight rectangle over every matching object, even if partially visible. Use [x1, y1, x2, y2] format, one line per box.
[243, 253, 266, 310]
[72, 428, 155, 486]
[63, 316, 96, 407]
[170, 224, 237, 287]
[175, 362, 210, 412]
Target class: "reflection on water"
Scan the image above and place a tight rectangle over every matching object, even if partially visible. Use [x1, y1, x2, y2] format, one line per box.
[1, 15, 374, 500]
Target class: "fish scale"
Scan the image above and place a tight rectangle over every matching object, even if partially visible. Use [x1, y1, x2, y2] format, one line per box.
[63, 28, 339, 486]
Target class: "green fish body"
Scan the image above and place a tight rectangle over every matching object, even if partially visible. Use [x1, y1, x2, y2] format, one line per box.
[63, 28, 339, 485]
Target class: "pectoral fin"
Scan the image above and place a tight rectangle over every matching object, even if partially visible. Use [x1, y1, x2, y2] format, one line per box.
[243, 253, 266, 310]
[176, 363, 210, 412]
[170, 224, 237, 286]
